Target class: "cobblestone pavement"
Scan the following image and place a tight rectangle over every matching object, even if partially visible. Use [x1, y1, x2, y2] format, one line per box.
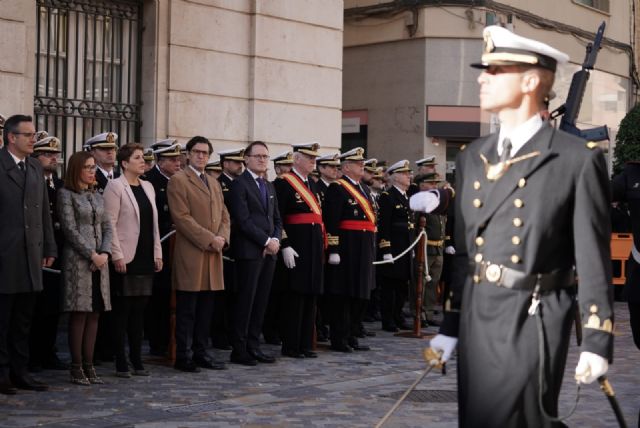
[0, 302, 637, 427]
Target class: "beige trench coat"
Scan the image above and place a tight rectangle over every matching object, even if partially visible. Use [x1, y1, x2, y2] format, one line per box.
[167, 167, 230, 291]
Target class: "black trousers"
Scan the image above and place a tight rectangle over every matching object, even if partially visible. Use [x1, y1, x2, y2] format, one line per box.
[380, 277, 409, 328]
[329, 294, 368, 347]
[113, 295, 149, 371]
[145, 269, 171, 354]
[232, 257, 276, 353]
[281, 292, 316, 353]
[0, 292, 38, 376]
[29, 272, 62, 365]
[175, 290, 215, 361]
[210, 290, 231, 347]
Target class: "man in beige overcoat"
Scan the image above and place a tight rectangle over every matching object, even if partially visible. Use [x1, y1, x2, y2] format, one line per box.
[167, 136, 230, 372]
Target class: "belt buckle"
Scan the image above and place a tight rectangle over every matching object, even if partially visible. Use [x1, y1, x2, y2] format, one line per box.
[485, 264, 502, 283]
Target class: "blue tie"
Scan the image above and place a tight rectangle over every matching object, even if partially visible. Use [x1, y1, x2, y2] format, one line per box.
[257, 177, 268, 209]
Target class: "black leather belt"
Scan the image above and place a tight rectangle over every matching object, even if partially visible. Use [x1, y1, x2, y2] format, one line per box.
[470, 261, 575, 291]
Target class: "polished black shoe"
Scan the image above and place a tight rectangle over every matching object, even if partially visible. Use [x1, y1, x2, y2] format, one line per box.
[248, 349, 276, 363]
[329, 344, 353, 353]
[0, 380, 17, 395]
[174, 359, 201, 373]
[11, 374, 49, 391]
[349, 343, 371, 351]
[302, 351, 318, 358]
[230, 352, 258, 366]
[194, 356, 227, 370]
[281, 349, 305, 358]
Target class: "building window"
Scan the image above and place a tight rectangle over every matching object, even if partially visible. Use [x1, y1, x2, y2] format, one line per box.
[34, 0, 143, 159]
[572, 0, 610, 14]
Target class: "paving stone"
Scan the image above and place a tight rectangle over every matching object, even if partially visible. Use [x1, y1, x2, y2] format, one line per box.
[0, 302, 637, 427]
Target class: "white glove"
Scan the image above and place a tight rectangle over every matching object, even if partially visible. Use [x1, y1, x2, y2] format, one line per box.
[281, 246, 299, 269]
[429, 334, 458, 363]
[575, 351, 608, 384]
[409, 190, 440, 213]
[444, 246, 456, 255]
[383, 253, 394, 263]
[328, 253, 340, 265]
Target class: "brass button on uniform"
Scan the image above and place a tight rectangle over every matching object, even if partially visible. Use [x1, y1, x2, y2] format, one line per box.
[475, 236, 484, 246]
[473, 275, 480, 283]
[474, 253, 483, 263]
[511, 255, 521, 264]
[473, 181, 481, 190]
[513, 217, 523, 227]
[518, 178, 526, 188]
[514, 199, 524, 208]
[473, 199, 482, 208]
[512, 236, 521, 245]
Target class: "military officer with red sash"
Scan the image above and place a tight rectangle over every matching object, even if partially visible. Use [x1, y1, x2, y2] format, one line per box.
[324, 147, 376, 352]
[273, 142, 324, 358]
[315, 152, 341, 342]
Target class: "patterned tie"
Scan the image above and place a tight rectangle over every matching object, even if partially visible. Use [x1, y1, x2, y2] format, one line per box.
[257, 177, 268, 209]
[200, 173, 209, 189]
[18, 161, 25, 172]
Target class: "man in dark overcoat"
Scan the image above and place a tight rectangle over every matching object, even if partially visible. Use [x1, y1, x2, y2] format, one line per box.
[28, 134, 67, 371]
[0, 115, 57, 394]
[414, 26, 613, 427]
[210, 147, 244, 350]
[274, 142, 324, 358]
[143, 140, 182, 356]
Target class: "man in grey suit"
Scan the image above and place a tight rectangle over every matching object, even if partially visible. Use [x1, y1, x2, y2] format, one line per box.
[0, 115, 57, 394]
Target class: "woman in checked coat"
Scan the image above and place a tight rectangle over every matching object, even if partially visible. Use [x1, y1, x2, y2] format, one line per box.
[58, 151, 112, 386]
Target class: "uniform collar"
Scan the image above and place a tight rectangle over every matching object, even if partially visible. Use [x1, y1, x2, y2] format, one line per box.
[498, 113, 544, 157]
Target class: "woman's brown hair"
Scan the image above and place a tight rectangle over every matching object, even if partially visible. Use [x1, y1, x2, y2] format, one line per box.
[117, 142, 145, 170]
[65, 151, 95, 193]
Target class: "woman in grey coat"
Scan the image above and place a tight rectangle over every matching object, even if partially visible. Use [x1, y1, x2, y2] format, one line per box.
[58, 151, 112, 386]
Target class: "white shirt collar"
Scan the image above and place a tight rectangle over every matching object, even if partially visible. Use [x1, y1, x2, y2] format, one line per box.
[393, 185, 407, 197]
[321, 178, 332, 187]
[292, 167, 308, 183]
[8, 150, 25, 164]
[223, 172, 235, 181]
[343, 175, 360, 186]
[98, 166, 114, 179]
[189, 165, 205, 177]
[247, 168, 264, 188]
[155, 164, 170, 180]
[497, 114, 544, 157]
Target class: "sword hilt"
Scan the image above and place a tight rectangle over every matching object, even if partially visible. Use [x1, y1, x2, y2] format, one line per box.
[423, 347, 445, 373]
